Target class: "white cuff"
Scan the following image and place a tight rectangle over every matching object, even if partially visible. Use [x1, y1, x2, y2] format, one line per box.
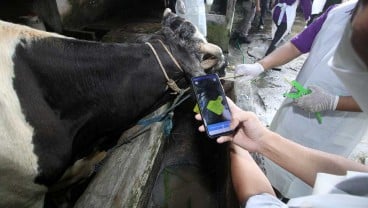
[332, 96, 339, 111]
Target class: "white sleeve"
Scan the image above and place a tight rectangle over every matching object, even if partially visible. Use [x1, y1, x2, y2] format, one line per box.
[245, 193, 288, 208]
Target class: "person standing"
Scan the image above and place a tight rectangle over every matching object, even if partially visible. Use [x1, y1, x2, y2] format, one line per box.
[235, 0, 368, 198]
[265, 0, 311, 55]
[231, 0, 261, 44]
[194, 2, 368, 205]
[175, 0, 213, 36]
[258, 0, 270, 30]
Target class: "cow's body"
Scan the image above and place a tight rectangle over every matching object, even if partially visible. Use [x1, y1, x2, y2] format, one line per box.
[0, 9, 226, 207]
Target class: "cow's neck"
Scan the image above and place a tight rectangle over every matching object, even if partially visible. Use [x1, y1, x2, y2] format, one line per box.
[15, 37, 185, 160]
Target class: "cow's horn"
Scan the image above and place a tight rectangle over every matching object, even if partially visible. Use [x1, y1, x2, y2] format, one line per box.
[199, 43, 225, 66]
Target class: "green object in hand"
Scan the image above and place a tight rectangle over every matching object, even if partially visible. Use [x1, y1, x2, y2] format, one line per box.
[283, 80, 323, 124]
[283, 80, 312, 99]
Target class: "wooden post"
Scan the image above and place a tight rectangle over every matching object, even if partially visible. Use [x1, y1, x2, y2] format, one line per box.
[74, 105, 168, 208]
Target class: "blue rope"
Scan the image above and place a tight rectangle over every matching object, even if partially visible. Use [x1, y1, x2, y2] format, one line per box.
[137, 91, 191, 136]
[92, 92, 191, 173]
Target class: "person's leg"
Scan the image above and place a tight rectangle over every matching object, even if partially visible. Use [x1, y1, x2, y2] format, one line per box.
[265, 22, 287, 55]
[258, 0, 268, 29]
[230, 144, 276, 205]
[238, 1, 256, 43]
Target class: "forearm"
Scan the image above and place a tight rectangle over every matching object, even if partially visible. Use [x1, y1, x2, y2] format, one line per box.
[336, 96, 362, 112]
[258, 42, 302, 70]
[259, 132, 368, 186]
[230, 145, 275, 203]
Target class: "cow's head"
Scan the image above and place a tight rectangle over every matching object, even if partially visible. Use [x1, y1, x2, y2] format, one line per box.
[155, 8, 227, 77]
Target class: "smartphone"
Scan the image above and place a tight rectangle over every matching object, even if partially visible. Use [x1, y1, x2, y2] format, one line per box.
[191, 73, 233, 138]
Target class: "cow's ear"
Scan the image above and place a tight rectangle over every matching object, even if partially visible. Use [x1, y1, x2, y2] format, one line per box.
[162, 8, 176, 27]
[162, 9, 187, 30]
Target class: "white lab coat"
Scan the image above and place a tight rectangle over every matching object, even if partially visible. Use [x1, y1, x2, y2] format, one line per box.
[287, 171, 368, 207]
[312, 0, 327, 15]
[175, 0, 211, 36]
[264, 0, 368, 198]
[271, 0, 299, 44]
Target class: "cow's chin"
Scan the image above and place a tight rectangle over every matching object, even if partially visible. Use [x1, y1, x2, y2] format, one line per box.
[201, 56, 227, 77]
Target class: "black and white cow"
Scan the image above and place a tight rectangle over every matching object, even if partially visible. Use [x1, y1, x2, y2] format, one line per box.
[0, 8, 226, 208]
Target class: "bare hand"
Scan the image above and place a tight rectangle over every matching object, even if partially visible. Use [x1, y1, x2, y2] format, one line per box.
[195, 97, 272, 153]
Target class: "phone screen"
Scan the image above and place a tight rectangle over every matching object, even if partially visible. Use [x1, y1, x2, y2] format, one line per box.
[191, 74, 233, 138]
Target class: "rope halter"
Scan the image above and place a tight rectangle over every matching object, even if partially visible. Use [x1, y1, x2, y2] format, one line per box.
[145, 40, 184, 94]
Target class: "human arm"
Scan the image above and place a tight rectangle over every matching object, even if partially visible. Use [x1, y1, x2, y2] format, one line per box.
[196, 97, 368, 187]
[258, 41, 302, 70]
[336, 96, 362, 112]
[293, 86, 362, 112]
[235, 9, 330, 79]
[235, 42, 302, 79]
[230, 144, 276, 204]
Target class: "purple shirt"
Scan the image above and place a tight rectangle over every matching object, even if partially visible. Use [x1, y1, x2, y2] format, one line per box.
[290, 6, 335, 53]
[273, 0, 312, 23]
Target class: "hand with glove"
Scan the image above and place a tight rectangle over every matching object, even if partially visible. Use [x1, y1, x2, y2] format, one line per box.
[235, 62, 265, 80]
[175, 0, 186, 15]
[293, 85, 339, 113]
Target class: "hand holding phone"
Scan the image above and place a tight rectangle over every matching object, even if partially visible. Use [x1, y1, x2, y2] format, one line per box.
[191, 74, 233, 138]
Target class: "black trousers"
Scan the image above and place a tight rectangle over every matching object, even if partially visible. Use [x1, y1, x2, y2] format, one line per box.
[258, 0, 270, 26]
[265, 21, 287, 56]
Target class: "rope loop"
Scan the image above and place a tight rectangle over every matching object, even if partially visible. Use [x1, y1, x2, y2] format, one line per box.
[145, 41, 184, 94]
[167, 79, 182, 94]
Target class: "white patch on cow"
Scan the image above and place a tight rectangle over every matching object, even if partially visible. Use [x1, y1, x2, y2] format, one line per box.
[0, 20, 63, 207]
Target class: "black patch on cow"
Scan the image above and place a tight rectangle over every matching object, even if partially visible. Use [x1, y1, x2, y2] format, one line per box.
[11, 27, 205, 188]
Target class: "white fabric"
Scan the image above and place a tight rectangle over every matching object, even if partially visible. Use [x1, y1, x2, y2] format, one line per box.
[244, 172, 368, 208]
[175, 0, 208, 36]
[205, 0, 214, 5]
[287, 171, 368, 208]
[245, 193, 288, 208]
[312, 0, 327, 15]
[330, 21, 368, 113]
[175, 0, 186, 14]
[271, 0, 299, 43]
[265, 0, 368, 198]
[276, 3, 288, 25]
[245, 171, 368, 208]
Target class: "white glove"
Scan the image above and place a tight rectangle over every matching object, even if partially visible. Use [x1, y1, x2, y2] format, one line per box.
[294, 85, 339, 113]
[175, 0, 186, 14]
[235, 63, 265, 80]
